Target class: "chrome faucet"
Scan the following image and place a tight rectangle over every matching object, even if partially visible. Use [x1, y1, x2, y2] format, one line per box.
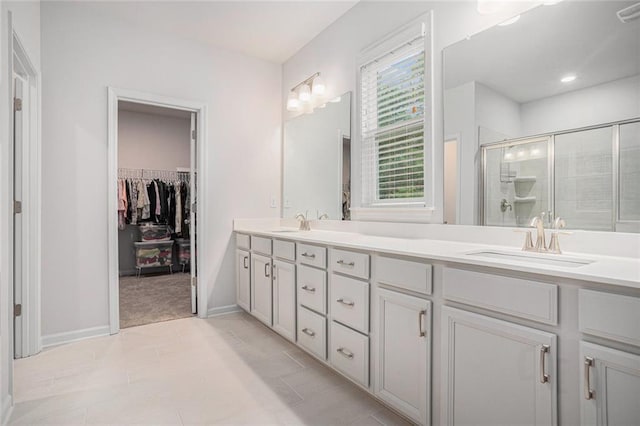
[526, 212, 548, 252]
[295, 212, 310, 231]
[318, 213, 329, 220]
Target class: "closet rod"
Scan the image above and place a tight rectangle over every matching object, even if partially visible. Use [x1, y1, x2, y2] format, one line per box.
[118, 168, 190, 181]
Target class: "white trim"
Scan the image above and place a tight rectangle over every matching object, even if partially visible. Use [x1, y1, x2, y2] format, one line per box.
[107, 87, 209, 335]
[350, 206, 436, 223]
[41, 325, 110, 349]
[1, 395, 13, 426]
[207, 304, 242, 317]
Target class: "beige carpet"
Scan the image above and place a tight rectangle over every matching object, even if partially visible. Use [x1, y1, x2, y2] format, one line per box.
[119, 273, 193, 329]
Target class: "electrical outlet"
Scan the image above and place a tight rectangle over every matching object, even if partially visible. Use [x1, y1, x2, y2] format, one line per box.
[270, 196, 277, 208]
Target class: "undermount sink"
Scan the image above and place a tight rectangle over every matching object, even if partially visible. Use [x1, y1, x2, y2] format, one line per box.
[466, 249, 595, 268]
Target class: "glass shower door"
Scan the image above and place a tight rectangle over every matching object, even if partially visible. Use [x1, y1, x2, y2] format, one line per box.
[483, 137, 550, 227]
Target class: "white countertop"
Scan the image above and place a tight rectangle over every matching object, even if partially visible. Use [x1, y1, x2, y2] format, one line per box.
[234, 225, 640, 290]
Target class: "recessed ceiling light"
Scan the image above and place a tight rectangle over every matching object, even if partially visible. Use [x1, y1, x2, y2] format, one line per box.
[561, 75, 576, 83]
[498, 15, 521, 26]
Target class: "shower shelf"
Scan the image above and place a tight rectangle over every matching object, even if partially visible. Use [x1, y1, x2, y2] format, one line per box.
[513, 176, 536, 182]
[514, 196, 536, 203]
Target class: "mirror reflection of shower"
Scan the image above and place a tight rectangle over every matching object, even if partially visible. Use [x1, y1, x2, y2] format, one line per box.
[481, 119, 640, 233]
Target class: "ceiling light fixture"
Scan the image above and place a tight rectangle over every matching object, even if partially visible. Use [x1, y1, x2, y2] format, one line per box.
[561, 74, 576, 83]
[286, 72, 327, 112]
[498, 15, 520, 26]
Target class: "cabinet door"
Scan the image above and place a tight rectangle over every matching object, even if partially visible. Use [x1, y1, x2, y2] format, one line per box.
[273, 260, 296, 341]
[442, 307, 557, 426]
[374, 287, 431, 425]
[580, 342, 640, 426]
[236, 249, 251, 312]
[250, 253, 272, 326]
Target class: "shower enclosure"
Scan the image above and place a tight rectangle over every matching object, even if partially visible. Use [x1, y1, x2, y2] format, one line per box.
[481, 119, 640, 233]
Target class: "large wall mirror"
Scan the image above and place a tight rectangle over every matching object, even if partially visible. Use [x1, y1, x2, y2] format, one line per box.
[283, 92, 351, 220]
[444, 1, 640, 232]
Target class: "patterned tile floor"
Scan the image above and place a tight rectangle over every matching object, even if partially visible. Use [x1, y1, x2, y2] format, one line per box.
[10, 312, 412, 425]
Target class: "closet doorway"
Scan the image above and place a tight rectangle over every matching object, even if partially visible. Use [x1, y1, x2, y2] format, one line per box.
[108, 89, 207, 334]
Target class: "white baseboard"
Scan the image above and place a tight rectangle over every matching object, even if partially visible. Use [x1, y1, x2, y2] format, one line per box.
[41, 325, 111, 348]
[207, 304, 241, 317]
[2, 395, 13, 426]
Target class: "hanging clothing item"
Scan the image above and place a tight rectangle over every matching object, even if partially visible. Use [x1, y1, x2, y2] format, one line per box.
[125, 179, 132, 224]
[117, 179, 127, 231]
[147, 181, 157, 221]
[175, 183, 182, 234]
[130, 179, 139, 225]
[138, 179, 150, 220]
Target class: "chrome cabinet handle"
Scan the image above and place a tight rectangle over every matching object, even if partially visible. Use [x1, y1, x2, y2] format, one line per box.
[301, 252, 316, 259]
[337, 347, 354, 359]
[264, 263, 270, 278]
[301, 285, 316, 293]
[336, 260, 355, 267]
[337, 298, 355, 307]
[540, 345, 550, 383]
[418, 310, 426, 337]
[243, 256, 248, 269]
[584, 357, 594, 400]
[301, 328, 315, 337]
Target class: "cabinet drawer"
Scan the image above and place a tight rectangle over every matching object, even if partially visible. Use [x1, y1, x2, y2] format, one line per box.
[443, 267, 558, 325]
[329, 321, 369, 387]
[273, 239, 295, 261]
[235, 233, 250, 250]
[330, 274, 369, 334]
[298, 265, 327, 314]
[298, 306, 326, 360]
[579, 290, 640, 347]
[251, 236, 272, 256]
[376, 255, 432, 295]
[330, 248, 370, 279]
[297, 243, 326, 268]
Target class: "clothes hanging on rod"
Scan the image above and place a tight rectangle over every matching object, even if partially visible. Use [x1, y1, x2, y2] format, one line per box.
[117, 168, 191, 237]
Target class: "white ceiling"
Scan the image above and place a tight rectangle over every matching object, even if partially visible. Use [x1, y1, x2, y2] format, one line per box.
[97, 1, 358, 63]
[444, 1, 640, 103]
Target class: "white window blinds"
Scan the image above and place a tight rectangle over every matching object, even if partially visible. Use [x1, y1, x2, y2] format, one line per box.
[360, 22, 429, 207]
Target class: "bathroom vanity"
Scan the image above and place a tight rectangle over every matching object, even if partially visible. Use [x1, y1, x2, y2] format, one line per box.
[234, 223, 640, 426]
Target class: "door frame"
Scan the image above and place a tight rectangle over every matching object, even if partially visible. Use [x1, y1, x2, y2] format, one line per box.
[107, 87, 208, 334]
[4, 11, 42, 362]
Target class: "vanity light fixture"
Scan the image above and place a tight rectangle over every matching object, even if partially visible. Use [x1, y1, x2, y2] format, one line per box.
[498, 15, 520, 26]
[561, 74, 576, 83]
[286, 72, 327, 112]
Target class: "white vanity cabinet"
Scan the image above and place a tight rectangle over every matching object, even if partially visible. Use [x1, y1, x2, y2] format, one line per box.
[441, 307, 557, 426]
[235, 234, 251, 312]
[250, 253, 272, 326]
[235, 249, 251, 312]
[374, 287, 431, 425]
[580, 342, 640, 426]
[579, 290, 640, 426]
[272, 240, 296, 342]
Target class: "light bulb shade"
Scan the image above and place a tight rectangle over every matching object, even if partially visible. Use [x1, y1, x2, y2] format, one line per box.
[312, 77, 326, 96]
[298, 84, 311, 102]
[302, 102, 314, 114]
[286, 91, 300, 111]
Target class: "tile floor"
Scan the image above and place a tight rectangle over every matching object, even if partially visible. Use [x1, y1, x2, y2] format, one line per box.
[10, 312, 412, 425]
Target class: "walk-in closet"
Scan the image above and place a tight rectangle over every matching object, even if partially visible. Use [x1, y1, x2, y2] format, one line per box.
[117, 101, 196, 328]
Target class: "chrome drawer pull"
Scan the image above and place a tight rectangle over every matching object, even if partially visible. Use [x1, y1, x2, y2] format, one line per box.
[264, 263, 270, 278]
[540, 345, 550, 384]
[301, 252, 316, 259]
[301, 328, 315, 337]
[418, 310, 426, 337]
[337, 298, 355, 307]
[243, 256, 248, 269]
[336, 260, 355, 267]
[301, 285, 316, 293]
[584, 357, 595, 400]
[337, 347, 354, 359]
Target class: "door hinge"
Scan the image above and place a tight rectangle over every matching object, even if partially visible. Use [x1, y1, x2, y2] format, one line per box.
[14, 97, 22, 112]
[191, 129, 196, 140]
[14, 304, 22, 317]
[14, 200, 22, 214]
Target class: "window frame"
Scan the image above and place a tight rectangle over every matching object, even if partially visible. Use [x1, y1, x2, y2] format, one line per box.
[355, 12, 435, 221]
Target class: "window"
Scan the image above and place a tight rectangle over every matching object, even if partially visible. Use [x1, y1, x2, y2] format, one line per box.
[359, 15, 432, 210]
